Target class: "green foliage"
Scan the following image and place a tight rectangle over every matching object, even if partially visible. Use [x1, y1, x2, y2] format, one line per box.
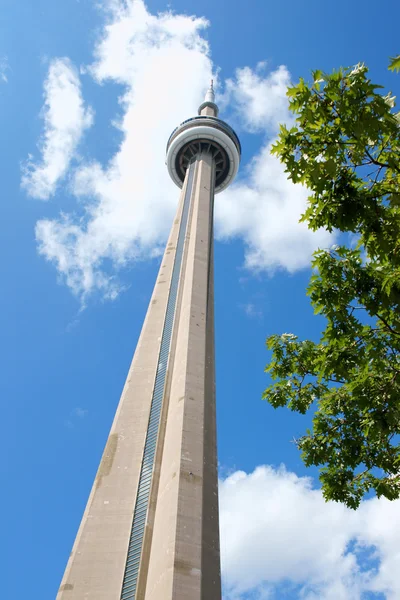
[389, 55, 400, 73]
[264, 59, 400, 509]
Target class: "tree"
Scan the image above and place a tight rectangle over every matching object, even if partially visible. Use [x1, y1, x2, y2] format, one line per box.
[263, 55, 400, 509]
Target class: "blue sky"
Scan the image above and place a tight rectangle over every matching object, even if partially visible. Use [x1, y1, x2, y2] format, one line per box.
[1, 1, 400, 598]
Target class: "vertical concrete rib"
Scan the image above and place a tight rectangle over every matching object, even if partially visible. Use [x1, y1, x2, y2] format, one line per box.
[174, 151, 219, 600]
[201, 186, 221, 600]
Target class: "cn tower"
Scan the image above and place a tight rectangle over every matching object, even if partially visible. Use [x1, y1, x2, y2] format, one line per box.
[57, 82, 241, 600]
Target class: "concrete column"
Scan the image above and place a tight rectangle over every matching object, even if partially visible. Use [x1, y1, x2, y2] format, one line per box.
[200, 106, 216, 117]
[144, 151, 220, 600]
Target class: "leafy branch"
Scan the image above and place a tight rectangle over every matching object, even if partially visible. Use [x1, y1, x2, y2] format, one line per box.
[264, 58, 400, 509]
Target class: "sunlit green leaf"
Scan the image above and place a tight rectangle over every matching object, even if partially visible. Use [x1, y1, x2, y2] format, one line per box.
[388, 55, 400, 73]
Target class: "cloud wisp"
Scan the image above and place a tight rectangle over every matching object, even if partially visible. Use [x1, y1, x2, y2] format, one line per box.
[65, 406, 89, 428]
[0, 56, 9, 83]
[27, 0, 331, 301]
[220, 465, 397, 600]
[241, 302, 263, 320]
[21, 57, 93, 200]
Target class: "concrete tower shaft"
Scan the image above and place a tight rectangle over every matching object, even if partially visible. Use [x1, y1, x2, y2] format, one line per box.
[57, 84, 240, 600]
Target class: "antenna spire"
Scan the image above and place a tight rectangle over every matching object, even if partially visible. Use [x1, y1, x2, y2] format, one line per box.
[204, 79, 215, 104]
[198, 79, 218, 116]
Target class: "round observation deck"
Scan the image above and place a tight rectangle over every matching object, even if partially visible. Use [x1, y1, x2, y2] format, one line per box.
[166, 116, 241, 194]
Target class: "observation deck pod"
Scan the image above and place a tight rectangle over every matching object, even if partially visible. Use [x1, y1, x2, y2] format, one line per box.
[166, 116, 241, 193]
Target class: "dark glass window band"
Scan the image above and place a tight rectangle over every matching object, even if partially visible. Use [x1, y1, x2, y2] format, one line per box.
[120, 160, 196, 600]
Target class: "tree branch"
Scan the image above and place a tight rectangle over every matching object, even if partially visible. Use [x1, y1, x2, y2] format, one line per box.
[376, 313, 400, 337]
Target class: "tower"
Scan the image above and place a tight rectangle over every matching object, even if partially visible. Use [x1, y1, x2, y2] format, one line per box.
[57, 82, 241, 600]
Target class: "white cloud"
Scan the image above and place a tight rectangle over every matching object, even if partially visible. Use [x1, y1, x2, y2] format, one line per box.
[31, 0, 331, 300]
[21, 57, 93, 200]
[215, 63, 332, 273]
[220, 465, 399, 599]
[223, 62, 294, 135]
[216, 144, 331, 274]
[35, 1, 212, 299]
